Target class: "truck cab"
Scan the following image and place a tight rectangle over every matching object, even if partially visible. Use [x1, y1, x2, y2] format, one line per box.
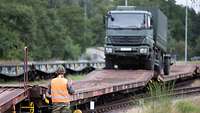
[105, 10, 154, 55]
[104, 6, 170, 75]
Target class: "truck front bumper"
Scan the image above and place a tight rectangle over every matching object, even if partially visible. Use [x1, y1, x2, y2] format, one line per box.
[105, 45, 151, 56]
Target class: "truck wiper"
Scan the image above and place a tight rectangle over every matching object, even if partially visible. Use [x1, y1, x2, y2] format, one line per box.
[108, 25, 124, 29]
[127, 25, 141, 30]
[108, 25, 142, 30]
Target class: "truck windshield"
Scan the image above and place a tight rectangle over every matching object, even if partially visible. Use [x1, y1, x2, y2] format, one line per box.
[108, 13, 145, 29]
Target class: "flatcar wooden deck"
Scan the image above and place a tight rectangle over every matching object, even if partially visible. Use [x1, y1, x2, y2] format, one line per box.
[0, 63, 199, 112]
[0, 87, 29, 113]
[159, 63, 200, 81]
[72, 70, 154, 101]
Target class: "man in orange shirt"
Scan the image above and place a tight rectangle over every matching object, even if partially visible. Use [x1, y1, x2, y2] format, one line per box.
[47, 65, 75, 113]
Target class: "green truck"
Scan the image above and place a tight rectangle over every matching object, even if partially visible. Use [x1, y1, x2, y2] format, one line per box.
[104, 6, 170, 75]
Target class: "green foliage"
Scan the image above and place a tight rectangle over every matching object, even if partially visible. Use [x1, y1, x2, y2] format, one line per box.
[0, 0, 113, 60]
[146, 82, 174, 113]
[148, 81, 174, 99]
[0, 25, 24, 59]
[67, 74, 85, 81]
[193, 37, 200, 56]
[176, 101, 200, 113]
[58, 5, 84, 46]
[0, 0, 199, 60]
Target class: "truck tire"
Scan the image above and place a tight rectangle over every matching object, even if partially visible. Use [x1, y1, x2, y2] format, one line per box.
[155, 54, 163, 75]
[144, 53, 155, 70]
[105, 55, 114, 69]
[164, 56, 170, 75]
[164, 63, 170, 75]
[145, 59, 154, 70]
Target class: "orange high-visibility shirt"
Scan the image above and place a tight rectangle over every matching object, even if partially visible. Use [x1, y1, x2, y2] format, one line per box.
[51, 77, 70, 103]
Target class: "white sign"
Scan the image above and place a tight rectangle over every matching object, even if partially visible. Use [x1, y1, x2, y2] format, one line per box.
[120, 48, 132, 51]
[90, 101, 95, 110]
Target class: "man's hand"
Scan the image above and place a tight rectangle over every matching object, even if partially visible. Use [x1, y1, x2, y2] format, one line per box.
[67, 78, 75, 94]
[43, 94, 50, 104]
[68, 79, 73, 86]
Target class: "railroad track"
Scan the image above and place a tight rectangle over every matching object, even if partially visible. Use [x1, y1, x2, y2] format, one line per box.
[0, 63, 199, 112]
[83, 85, 200, 113]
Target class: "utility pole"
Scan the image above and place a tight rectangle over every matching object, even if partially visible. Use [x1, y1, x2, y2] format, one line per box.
[84, 0, 88, 20]
[84, 0, 88, 41]
[185, 0, 188, 63]
[24, 47, 28, 90]
[125, 0, 128, 6]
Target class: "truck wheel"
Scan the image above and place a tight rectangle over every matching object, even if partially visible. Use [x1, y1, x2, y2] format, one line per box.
[155, 65, 161, 75]
[144, 54, 155, 70]
[164, 63, 170, 75]
[105, 61, 113, 69]
[105, 55, 114, 69]
[145, 59, 154, 70]
[164, 56, 170, 75]
[155, 55, 163, 75]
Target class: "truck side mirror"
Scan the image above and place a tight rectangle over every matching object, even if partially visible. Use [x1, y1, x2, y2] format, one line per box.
[111, 16, 114, 21]
[150, 18, 153, 28]
[150, 18, 153, 26]
[107, 12, 114, 21]
[103, 15, 108, 29]
[103, 16, 105, 24]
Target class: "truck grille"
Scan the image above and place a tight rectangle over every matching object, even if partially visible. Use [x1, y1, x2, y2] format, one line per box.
[109, 36, 145, 45]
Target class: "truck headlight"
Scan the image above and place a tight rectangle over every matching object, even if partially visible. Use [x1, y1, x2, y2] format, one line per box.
[105, 47, 113, 53]
[140, 48, 148, 54]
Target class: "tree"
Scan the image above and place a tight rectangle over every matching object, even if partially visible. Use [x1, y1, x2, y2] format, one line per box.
[0, 0, 199, 60]
[0, 25, 24, 59]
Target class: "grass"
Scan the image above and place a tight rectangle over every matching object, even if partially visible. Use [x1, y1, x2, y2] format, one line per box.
[127, 81, 200, 113]
[176, 101, 200, 113]
[176, 61, 200, 64]
[127, 81, 175, 113]
[190, 61, 200, 64]
[67, 74, 85, 81]
[144, 82, 174, 113]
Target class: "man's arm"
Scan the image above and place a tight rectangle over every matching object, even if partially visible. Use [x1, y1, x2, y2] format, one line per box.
[67, 80, 75, 95]
[46, 82, 52, 98]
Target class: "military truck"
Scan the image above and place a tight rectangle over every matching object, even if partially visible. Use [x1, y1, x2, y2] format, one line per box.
[104, 6, 170, 75]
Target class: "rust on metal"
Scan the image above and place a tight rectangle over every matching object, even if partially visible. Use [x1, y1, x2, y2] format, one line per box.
[0, 86, 29, 113]
[71, 69, 153, 101]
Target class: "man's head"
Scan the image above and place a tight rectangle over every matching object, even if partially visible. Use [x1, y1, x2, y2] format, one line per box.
[56, 65, 66, 76]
